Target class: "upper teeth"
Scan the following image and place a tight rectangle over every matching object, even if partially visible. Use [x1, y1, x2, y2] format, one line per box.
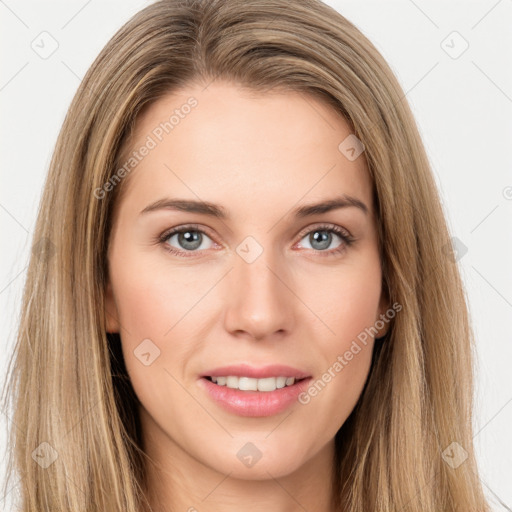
[211, 376, 296, 392]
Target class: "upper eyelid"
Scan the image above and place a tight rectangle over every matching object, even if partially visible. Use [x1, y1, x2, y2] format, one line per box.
[296, 222, 351, 239]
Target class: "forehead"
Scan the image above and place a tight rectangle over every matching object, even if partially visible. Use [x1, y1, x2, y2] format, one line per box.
[114, 81, 373, 222]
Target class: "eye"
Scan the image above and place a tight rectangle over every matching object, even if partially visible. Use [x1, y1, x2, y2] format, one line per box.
[157, 223, 355, 258]
[295, 223, 355, 256]
[158, 224, 217, 257]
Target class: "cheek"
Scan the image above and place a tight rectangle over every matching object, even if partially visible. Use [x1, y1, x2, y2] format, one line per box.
[110, 259, 199, 428]
[294, 256, 381, 425]
[297, 344, 373, 446]
[110, 253, 205, 339]
[109, 252, 213, 397]
[301, 253, 382, 344]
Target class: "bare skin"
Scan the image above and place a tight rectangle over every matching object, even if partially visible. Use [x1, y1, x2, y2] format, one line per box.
[105, 80, 389, 512]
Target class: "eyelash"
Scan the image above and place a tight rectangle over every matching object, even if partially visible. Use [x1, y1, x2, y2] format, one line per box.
[156, 223, 355, 258]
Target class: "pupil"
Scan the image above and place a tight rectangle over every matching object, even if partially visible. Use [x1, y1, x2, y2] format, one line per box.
[311, 230, 330, 250]
[179, 231, 201, 250]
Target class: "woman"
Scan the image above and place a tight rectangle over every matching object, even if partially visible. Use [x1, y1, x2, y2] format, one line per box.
[1, 0, 491, 510]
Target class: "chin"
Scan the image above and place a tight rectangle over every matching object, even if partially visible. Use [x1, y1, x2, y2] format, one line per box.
[206, 440, 309, 480]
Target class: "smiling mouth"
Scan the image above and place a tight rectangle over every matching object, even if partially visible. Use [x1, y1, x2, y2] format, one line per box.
[203, 375, 308, 392]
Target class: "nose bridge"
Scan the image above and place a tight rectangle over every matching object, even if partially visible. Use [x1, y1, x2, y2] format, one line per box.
[224, 236, 294, 339]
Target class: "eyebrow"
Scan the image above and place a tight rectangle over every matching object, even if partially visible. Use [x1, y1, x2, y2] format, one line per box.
[139, 194, 369, 219]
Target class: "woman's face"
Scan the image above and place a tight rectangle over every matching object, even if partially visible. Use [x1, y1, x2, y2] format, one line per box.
[105, 81, 388, 481]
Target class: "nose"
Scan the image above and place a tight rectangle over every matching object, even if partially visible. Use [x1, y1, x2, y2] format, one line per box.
[223, 244, 296, 341]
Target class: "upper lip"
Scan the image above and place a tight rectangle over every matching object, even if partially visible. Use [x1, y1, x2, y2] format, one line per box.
[200, 364, 311, 380]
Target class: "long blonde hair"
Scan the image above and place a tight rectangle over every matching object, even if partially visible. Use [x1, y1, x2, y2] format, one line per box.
[1, 0, 490, 510]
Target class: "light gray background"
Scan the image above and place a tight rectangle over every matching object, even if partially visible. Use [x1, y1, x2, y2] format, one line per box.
[1, 0, 511, 510]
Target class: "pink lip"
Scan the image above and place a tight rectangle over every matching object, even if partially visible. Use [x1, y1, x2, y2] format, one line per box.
[200, 363, 311, 380]
[197, 364, 312, 417]
[198, 377, 312, 417]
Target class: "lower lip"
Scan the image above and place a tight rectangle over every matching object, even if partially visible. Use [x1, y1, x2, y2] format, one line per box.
[198, 377, 312, 417]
